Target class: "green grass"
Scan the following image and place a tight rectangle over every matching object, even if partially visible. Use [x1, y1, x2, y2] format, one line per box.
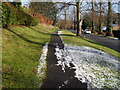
[2, 25, 119, 88]
[2, 24, 57, 88]
[107, 36, 119, 39]
[60, 30, 120, 58]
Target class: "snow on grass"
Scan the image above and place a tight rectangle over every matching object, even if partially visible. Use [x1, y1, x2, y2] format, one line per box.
[37, 42, 48, 78]
[55, 31, 120, 88]
[58, 80, 69, 89]
[55, 44, 120, 88]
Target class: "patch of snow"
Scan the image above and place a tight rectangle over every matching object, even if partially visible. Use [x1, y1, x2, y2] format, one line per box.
[110, 38, 119, 40]
[37, 42, 48, 78]
[58, 31, 62, 34]
[58, 80, 69, 89]
[55, 43, 120, 89]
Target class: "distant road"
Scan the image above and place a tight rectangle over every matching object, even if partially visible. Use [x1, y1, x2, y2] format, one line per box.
[69, 30, 120, 52]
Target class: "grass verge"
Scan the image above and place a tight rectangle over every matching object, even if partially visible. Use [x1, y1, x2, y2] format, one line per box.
[60, 30, 120, 58]
[2, 24, 57, 88]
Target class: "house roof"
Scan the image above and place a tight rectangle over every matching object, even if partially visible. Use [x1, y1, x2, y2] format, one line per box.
[112, 24, 120, 30]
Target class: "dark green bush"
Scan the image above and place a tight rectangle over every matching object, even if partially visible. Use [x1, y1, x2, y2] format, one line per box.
[2, 3, 10, 27]
[2, 2, 38, 28]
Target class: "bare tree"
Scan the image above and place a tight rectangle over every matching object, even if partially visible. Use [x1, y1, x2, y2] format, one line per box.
[56, 1, 83, 36]
[30, 2, 58, 25]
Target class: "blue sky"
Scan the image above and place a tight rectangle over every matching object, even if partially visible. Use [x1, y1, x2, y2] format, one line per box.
[21, 0, 119, 13]
[21, 0, 30, 7]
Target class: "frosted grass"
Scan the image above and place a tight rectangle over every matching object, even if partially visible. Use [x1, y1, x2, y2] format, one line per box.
[37, 42, 48, 78]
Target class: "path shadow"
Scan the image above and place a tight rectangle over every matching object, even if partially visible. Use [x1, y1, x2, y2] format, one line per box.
[29, 27, 51, 36]
[6, 29, 44, 46]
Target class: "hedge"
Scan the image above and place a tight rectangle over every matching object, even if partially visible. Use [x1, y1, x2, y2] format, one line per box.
[112, 30, 120, 38]
[2, 2, 38, 28]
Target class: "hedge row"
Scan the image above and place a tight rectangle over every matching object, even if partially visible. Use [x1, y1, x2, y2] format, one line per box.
[2, 2, 38, 28]
[112, 30, 120, 38]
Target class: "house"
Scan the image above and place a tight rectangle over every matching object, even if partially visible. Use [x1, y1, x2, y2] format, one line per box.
[102, 24, 120, 31]
[112, 24, 120, 38]
[112, 24, 120, 31]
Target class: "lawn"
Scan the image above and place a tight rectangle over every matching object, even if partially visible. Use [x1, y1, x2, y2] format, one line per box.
[57, 30, 120, 88]
[59, 30, 120, 58]
[2, 24, 57, 88]
[2, 24, 119, 88]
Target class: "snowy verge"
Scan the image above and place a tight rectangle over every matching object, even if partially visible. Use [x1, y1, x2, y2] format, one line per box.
[55, 31, 120, 88]
[37, 42, 48, 83]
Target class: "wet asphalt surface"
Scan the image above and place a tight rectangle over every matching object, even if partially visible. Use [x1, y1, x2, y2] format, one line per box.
[70, 30, 120, 52]
[41, 32, 87, 89]
[83, 34, 120, 52]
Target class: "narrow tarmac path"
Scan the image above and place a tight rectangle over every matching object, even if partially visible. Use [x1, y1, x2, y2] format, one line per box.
[41, 32, 87, 89]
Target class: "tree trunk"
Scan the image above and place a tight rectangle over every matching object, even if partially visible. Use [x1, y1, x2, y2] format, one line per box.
[64, 8, 67, 29]
[91, 0, 95, 33]
[52, 18, 57, 26]
[106, 0, 113, 36]
[76, 2, 81, 36]
[98, 1, 103, 34]
[74, 6, 76, 30]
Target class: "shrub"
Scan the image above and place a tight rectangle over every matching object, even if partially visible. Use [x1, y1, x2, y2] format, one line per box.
[2, 2, 38, 28]
[2, 3, 10, 27]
